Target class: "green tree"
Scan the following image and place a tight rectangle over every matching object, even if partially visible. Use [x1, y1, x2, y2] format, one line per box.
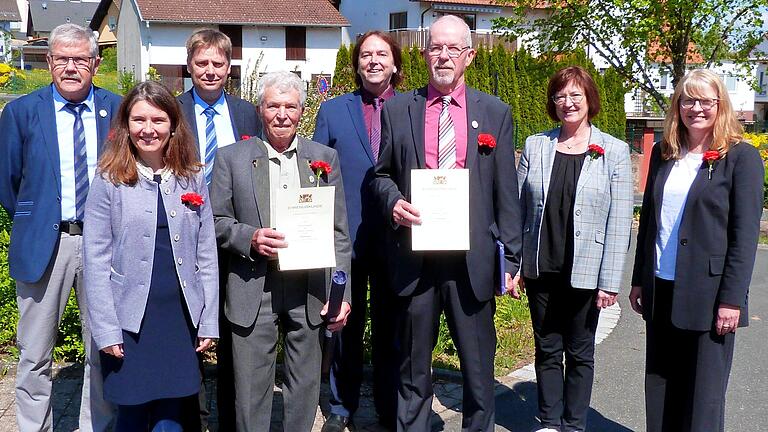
[332, 44, 355, 94]
[100, 47, 117, 72]
[494, 0, 768, 111]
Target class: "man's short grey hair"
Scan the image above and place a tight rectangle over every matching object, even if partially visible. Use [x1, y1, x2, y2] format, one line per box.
[427, 15, 472, 49]
[48, 24, 99, 58]
[256, 71, 307, 107]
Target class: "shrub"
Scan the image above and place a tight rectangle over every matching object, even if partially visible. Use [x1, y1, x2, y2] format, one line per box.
[100, 47, 117, 72]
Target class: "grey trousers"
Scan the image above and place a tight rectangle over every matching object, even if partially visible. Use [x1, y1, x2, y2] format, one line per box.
[15, 233, 114, 432]
[231, 268, 322, 432]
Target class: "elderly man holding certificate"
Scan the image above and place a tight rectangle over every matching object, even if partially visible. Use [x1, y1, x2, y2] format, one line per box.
[372, 15, 522, 432]
[209, 71, 352, 432]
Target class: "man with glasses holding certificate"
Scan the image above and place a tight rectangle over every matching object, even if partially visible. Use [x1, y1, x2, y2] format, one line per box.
[0, 24, 120, 431]
[372, 15, 522, 432]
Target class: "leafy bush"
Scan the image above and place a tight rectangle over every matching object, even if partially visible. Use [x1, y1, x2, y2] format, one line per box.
[100, 47, 117, 72]
[118, 68, 138, 95]
[743, 132, 768, 207]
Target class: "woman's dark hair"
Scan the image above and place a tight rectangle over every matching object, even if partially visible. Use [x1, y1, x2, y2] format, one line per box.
[546, 66, 601, 122]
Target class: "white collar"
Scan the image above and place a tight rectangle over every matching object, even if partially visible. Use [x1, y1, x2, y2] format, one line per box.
[137, 160, 173, 183]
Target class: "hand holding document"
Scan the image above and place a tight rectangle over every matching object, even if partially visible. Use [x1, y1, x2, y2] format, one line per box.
[275, 186, 336, 270]
[410, 169, 470, 251]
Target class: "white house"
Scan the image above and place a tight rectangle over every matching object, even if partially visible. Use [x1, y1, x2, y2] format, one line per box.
[115, 0, 348, 94]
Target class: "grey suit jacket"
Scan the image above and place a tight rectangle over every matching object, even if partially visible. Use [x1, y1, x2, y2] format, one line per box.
[517, 125, 633, 292]
[83, 169, 219, 350]
[210, 136, 352, 328]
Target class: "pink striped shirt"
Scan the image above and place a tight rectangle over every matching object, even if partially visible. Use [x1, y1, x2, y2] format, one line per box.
[424, 83, 468, 169]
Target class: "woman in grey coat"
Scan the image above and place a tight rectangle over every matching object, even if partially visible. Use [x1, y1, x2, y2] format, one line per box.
[514, 66, 633, 432]
[83, 81, 218, 431]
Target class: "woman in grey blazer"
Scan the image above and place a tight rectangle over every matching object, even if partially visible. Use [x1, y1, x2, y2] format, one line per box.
[515, 66, 633, 432]
[630, 70, 763, 431]
[84, 81, 218, 431]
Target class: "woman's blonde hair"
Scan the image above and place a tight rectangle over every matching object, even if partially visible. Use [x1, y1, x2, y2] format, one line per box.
[661, 69, 743, 160]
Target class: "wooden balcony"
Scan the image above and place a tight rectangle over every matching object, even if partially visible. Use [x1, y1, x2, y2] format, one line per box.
[388, 28, 517, 51]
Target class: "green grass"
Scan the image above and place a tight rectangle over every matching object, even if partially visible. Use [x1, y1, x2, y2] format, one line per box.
[1, 69, 119, 95]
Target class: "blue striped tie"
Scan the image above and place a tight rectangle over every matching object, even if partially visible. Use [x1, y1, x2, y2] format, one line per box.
[203, 106, 218, 185]
[65, 103, 88, 221]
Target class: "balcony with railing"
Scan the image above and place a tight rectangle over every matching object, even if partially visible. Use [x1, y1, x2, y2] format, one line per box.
[388, 28, 517, 51]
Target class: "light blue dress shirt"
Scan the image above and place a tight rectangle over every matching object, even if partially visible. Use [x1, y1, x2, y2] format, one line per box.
[53, 85, 98, 221]
[192, 89, 237, 159]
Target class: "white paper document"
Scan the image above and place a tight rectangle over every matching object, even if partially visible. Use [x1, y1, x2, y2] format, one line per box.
[275, 186, 336, 270]
[410, 169, 470, 251]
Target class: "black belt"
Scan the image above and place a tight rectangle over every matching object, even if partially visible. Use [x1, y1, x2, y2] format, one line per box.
[60, 221, 83, 235]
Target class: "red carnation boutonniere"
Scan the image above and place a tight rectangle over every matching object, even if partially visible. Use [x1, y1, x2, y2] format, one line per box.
[703, 150, 720, 179]
[241, 135, 251, 140]
[181, 192, 204, 207]
[309, 160, 332, 187]
[478, 133, 496, 153]
[587, 144, 605, 160]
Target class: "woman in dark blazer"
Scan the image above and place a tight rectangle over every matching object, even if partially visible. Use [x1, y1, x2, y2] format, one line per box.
[630, 69, 764, 432]
[516, 66, 633, 432]
[84, 81, 218, 431]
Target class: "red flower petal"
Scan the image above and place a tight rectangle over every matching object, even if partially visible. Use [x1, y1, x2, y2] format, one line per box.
[703, 150, 720, 162]
[478, 133, 496, 148]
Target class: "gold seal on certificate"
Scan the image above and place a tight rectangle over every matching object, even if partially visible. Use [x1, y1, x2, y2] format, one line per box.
[275, 186, 336, 270]
[410, 169, 470, 251]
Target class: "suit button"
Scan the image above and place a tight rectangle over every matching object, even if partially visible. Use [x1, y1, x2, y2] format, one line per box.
[174, 234, 180, 241]
[177, 257, 183, 265]
[53, 223, 59, 230]
[170, 210, 176, 217]
[575, 230, 581, 237]
[575, 209, 581, 216]
[680, 239, 688, 246]
[165, 188, 171, 195]
[56, 197, 61, 202]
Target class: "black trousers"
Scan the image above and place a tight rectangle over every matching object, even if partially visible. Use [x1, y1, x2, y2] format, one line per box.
[525, 273, 600, 432]
[397, 253, 496, 432]
[645, 278, 736, 432]
[328, 254, 399, 423]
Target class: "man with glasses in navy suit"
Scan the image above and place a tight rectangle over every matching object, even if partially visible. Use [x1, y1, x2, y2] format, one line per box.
[0, 23, 121, 432]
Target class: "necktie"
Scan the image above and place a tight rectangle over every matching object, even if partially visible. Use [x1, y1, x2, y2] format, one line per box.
[203, 106, 218, 185]
[65, 103, 88, 221]
[438, 96, 457, 169]
[370, 98, 382, 163]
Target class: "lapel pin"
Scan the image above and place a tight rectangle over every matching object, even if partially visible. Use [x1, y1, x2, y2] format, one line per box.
[99, 109, 108, 118]
[309, 175, 315, 183]
[471, 120, 479, 129]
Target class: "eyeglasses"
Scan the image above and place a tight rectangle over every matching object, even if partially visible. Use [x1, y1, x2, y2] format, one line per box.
[680, 98, 719, 110]
[49, 55, 94, 69]
[552, 93, 584, 105]
[426, 44, 470, 58]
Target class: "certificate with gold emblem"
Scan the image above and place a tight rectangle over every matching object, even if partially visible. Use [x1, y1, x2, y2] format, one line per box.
[410, 169, 470, 251]
[275, 186, 336, 270]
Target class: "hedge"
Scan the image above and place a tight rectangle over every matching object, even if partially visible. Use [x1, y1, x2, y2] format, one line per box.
[332, 44, 627, 148]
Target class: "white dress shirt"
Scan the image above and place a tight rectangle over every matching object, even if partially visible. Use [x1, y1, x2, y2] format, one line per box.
[265, 136, 301, 229]
[192, 89, 237, 158]
[53, 85, 98, 221]
[655, 151, 702, 280]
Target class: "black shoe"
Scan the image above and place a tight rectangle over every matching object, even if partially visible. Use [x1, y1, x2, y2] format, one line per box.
[321, 414, 350, 432]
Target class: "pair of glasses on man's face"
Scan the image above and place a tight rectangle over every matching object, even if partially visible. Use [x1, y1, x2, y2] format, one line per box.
[426, 45, 470, 58]
[679, 98, 719, 110]
[552, 93, 584, 105]
[49, 55, 94, 69]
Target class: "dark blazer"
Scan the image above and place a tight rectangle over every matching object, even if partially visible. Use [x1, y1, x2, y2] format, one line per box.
[210, 136, 352, 328]
[631, 142, 764, 330]
[177, 89, 262, 147]
[372, 86, 522, 302]
[0, 85, 121, 283]
[313, 89, 392, 259]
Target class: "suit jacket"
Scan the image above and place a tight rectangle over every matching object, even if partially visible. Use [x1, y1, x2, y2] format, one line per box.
[210, 136, 352, 328]
[517, 125, 633, 292]
[177, 89, 262, 148]
[372, 86, 522, 302]
[313, 89, 393, 259]
[631, 142, 764, 330]
[0, 85, 122, 283]
[83, 169, 219, 349]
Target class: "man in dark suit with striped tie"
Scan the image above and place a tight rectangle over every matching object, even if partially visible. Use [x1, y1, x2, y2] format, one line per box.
[0, 24, 121, 432]
[313, 31, 402, 431]
[176, 28, 262, 431]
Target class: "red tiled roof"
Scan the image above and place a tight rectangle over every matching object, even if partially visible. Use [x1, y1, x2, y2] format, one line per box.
[134, 0, 348, 26]
[423, 0, 549, 7]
